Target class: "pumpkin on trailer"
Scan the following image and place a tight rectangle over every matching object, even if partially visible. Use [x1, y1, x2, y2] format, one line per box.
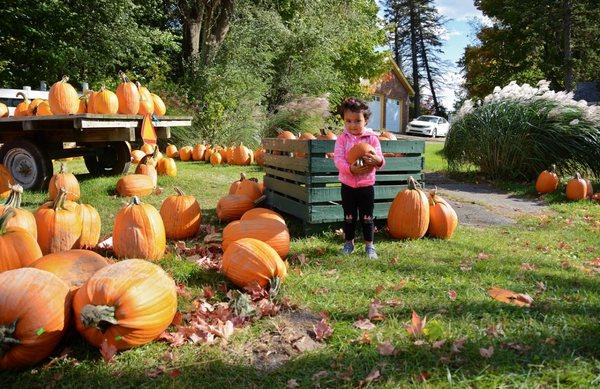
[347, 142, 376, 165]
[14, 92, 30, 117]
[565, 172, 588, 201]
[28, 98, 44, 116]
[0, 268, 70, 370]
[49, 76, 79, 115]
[276, 129, 297, 140]
[34, 100, 52, 116]
[222, 218, 290, 258]
[157, 156, 177, 176]
[0, 102, 8, 117]
[30, 249, 110, 294]
[0, 164, 15, 199]
[73, 259, 176, 350]
[115, 71, 140, 115]
[210, 152, 223, 166]
[49, 163, 80, 202]
[192, 143, 207, 161]
[387, 176, 429, 239]
[535, 164, 559, 194]
[77, 204, 101, 249]
[136, 82, 154, 115]
[94, 86, 119, 114]
[116, 174, 154, 197]
[216, 194, 257, 222]
[427, 189, 458, 239]
[241, 207, 285, 225]
[179, 146, 193, 161]
[160, 187, 201, 240]
[165, 144, 178, 158]
[0, 208, 42, 273]
[222, 238, 287, 288]
[151, 93, 166, 116]
[135, 154, 158, 188]
[113, 197, 166, 260]
[76, 96, 87, 114]
[0, 184, 37, 239]
[35, 188, 82, 255]
[131, 149, 146, 164]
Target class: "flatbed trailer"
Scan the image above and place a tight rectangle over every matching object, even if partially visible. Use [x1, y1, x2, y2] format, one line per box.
[0, 114, 192, 190]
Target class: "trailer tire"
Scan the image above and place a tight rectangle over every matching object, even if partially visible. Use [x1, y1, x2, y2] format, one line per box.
[84, 141, 131, 176]
[0, 139, 54, 190]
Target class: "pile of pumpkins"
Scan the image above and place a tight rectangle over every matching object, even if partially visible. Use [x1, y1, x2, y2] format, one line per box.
[216, 173, 266, 222]
[1, 72, 166, 118]
[536, 165, 598, 202]
[117, 145, 172, 197]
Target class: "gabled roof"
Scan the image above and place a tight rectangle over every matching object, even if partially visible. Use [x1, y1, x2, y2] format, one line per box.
[385, 55, 415, 97]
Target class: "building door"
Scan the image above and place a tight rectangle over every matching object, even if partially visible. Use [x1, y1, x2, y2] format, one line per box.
[385, 98, 401, 133]
[366, 96, 382, 130]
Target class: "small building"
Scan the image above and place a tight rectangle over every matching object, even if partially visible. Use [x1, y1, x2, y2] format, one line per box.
[574, 82, 599, 105]
[362, 57, 415, 133]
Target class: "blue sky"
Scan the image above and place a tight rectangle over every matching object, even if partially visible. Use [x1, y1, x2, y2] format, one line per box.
[376, 0, 491, 109]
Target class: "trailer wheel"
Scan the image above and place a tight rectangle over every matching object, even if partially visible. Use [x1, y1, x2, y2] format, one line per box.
[84, 141, 131, 176]
[0, 139, 54, 190]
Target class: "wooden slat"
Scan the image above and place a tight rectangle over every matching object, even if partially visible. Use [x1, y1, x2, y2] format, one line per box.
[262, 138, 309, 153]
[155, 127, 171, 139]
[308, 184, 409, 203]
[152, 120, 192, 128]
[77, 119, 139, 129]
[310, 156, 423, 173]
[264, 176, 308, 202]
[310, 172, 423, 184]
[267, 190, 308, 220]
[307, 139, 425, 154]
[263, 154, 309, 172]
[45, 128, 136, 142]
[264, 167, 309, 184]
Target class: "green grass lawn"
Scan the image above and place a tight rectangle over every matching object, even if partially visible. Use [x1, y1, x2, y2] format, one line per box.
[2, 153, 599, 387]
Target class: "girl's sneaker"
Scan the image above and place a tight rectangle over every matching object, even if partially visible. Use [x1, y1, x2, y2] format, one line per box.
[341, 241, 355, 255]
[365, 244, 378, 259]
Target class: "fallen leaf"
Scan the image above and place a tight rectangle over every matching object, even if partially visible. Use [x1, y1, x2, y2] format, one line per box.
[500, 342, 532, 354]
[312, 370, 329, 381]
[355, 331, 371, 344]
[313, 319, 333, 341]
[354, 319, 376, 330]
[368, 300, 385, 321]
[171, 311, 183, 326]
[479, 346, 494, 359]
[544, 337, 557, 345]
[99, 339, 117, 363]
[432, 340, 446, 349]
[175, 283, 191, 298]
[384, 298, 402, 307]
[535, 281, 547, 293]
[154, 187, 164, 195]
[557, 241, 572, 250]
[286, 379, 300, 388]
[451, 337, 467, 354]
[293, 336, 321, 352]
[447, 290, 457, 301]
[168, 369, 181, 378]
[413, 340, 426, 346]
[359, 368, 381, 387]
[203, 286, 215, 299]
[485, 323, 505, 338]
[415, 371, 430, 382]
[405, 311, 426, 337]
[374, 285, 385, 295]
[520, 263, 536, 271]
[377, 341, 396, 356]
[477, 252, 491, 260]
[392, 279, 407, 290]
[488, 287, 533, 307]
[587, 258, 600, 267]
[460, 261, 473, 272]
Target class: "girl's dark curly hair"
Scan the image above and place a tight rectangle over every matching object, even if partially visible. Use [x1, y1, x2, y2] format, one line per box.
[337, 97, 371, 121]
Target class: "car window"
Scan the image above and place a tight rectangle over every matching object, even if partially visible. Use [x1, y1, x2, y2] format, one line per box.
[416, 116, 439, 123]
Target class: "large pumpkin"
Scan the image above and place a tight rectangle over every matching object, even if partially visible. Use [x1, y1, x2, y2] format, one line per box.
[27, 98, 44, 116]
[131, 149, 146, 164]
[276, 129, 297, 140]
[210, 152, 223, 166]
[379, 130, 397, 140]
[140, 143, 155, 155]
[229, 173, 246, 194]
[535, 164, 559, 194]
[160, 187, 201, 240]
[116, 174, 154, 197]
[77, 204, 101, 249]
[48, 76, 79, 115]
[566, 172, 588, 201]
[151, 93, 166, 116]
[347, 142, 376, 165]
[136, 82, 154, 115]
[216, 194, 256, 222]
[222, 238, 287, 288]
[222, 218, 290, 258]
[387, 177, 429, 239]
[192, 143, 207, 161]
[0, 165, 15, 199]
[235, 174, 262, 201]
[0, 268, 70, 370]
[241, 207, 285, 225]
[135, 154, 158, 188]
[113, 197, 166, 261]
[76, 97, 87, 114]
[30, 250, 110, 294]
[49, 163, 80, 202]
[317, 128, 337, 140]
[165, 144, 178, 158]
[94, 86, 119, 114]
[115, 72, 140, 115]
[0, 184, 37, 239]
[232, 144, 252, 165]
[14, 92, 30, 117]
[73, 259, 176, 350]
[179, 146, 193, 161]
[427, 189, 458, 239]
[0, 208, 42, 273]
[157, 156, 177, 176]
[35, 188, 82, 255]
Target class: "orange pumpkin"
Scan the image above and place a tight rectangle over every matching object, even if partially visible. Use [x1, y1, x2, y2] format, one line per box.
[254, 148, 266, 166]
[77, 204, 101, 249]
[131, 149, 146, 164]
[216, 194, 256, 222]
[35, 100, 53, 116]
[387, 177, 429, 239]
[35, 188, 82, 255]
[566, 172, 588, 201]
[0, 164, 15, 199]
[49, 163, 80, 202]
[192, 143, 207, 161]
[210, 152, 223, 166]
[317, 128, 337, 140]
[73, 259, 176, 350]
[135, 155, 158, 188]
[115, 72, 140, 115]
[427, 189, 458, 239]
[204, 148, 214, 162]
[296, 132, 316, 158]
[151, 93, 166, 116]
[49, 76, 79, 115]
[228, 173, 246, 194]
[136, 82, 154, 115]
[0, 208, 42, 272]
[347, 142, 376, 165]
[0, 102, 8, 117]
[165, 144, 178, 158]
[535, 164, 559, 194]
[232, 144, 252, 165]
[222, 238, 287, 288]
[76, 97, 87, 114]
[14, 92, 30, 117]
[222, 218, 290, 258]
[0, 268, 70, 370]
[157, 157, 177, 176]
[116, 174, 154, 197]
[379, 130, 397, 140]
[218, 148, 229, 164]
[86, 90, 98, 113]
[27, 98, 44, 116]
[241, 207, 285, 225]
[160, 187, 201, 240]
[276, 129, 297, 140]
[0, 184, 37, 239]
[113, 197, 166, 260]
[94, 86, 119, 114]
[235, 175, 262, 201]
[30, 249, 110, 293]
[140, 143, 155, 155]
[179, 146, 193, 161]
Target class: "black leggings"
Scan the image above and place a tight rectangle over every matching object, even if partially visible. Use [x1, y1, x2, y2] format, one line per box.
[341, 184, 375, 242]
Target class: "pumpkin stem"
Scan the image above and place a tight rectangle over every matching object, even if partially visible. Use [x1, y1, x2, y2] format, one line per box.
[16, 91, 29, 103]
[240, 173, 246, 181]
[269, 277, 282, 298]
[0, 320, 20, 357]
[59, 162, 67, 174]
[61, 75, 69, 83]
[4, 184, 23, 208]
[574, 172, 582, 180]
[129, 196, 142, 206]
[52, 188, 69, 211]
[80, 305, 118, 332]
[152, 145, 159, 158]
[549, 164, 556, 173]
[0, 207, 16, 235]
[174, 187, 185, 196]
[407, 176, 421, 190]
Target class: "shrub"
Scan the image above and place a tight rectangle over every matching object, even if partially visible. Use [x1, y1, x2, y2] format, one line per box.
[445, 81, 600, 180]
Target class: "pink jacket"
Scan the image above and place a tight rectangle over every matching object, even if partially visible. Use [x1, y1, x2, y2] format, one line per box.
[333, 128, 385, 188]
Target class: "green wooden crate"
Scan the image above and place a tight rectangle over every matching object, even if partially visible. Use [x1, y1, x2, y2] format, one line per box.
[261, 138, 425, 232]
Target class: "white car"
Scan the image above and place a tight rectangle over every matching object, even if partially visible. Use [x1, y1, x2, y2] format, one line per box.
[406, 115, 450, 138]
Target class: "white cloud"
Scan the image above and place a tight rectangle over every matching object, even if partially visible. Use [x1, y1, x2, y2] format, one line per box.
[421, 70, 465, 111]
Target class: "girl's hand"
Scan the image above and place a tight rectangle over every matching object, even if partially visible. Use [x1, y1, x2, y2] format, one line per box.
[350, 162, 371, 175]
[363, 153, 382, 167]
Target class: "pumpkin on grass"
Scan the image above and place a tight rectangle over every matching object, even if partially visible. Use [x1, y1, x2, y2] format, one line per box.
[49, 163, 80, 201]
[73, 259, 176, 350]
[232, 144, 252, 165]
[427, 189, 458, 239]
[160, 187, 201, 240]
[0, 185, 37, 239]
[387, 176, 429, 239]
[222, 218, 290, 258]
[222, 238, 287, 288]
[115, 71, 140, 115]
[0, 268, 70, 370]
[0, 208, 42, 273]
[135, 154, 158, 188]
[30, 250, 110, 294]
[565, 172, 588, 201]
[165, 144, 178, 158]
[48, 76, 79, 115]
[35, 188, 82, 255]
[535, 164, 559, 194]
[0, 165, 14, 199]
[157, 156, 177, 177]
[77, 204, 101, 249]
[210, 152, 223, 166]
[192, 143, 207, 161]
[254, 148, 266, 166]
[113, 197, 166, 260]
[230, 173, 262, 201]
[241, 207, 285, 225]
[216, 194, 264, 222]
[116, 174, 154, 197]
[179, 146, 193, 161]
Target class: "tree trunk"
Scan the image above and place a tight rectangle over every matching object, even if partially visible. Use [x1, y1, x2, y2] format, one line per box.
[562, 0, 573, 91]
[393, 7, 401, 66]
[408, 0, 420, 118]
[204, 0, 234, 65]
[418, 15, 439, 115]
[179, 0, 204, 64]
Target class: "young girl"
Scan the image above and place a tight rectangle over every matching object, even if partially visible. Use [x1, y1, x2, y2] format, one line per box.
[333, 97, 385, 259]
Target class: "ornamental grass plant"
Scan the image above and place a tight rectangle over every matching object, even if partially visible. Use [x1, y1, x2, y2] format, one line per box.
[445, 81, 600, 180]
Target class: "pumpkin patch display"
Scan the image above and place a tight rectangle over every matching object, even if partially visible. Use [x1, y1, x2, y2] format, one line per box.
[116, 72, 140, 115]
[427, 189, 458, 239]
[566, 172, 588, 201]
[232, 143, 252, 165]
[113, 197, 166, 261]
[234, 174, 262, 201]
[387, 176, 429, 239]
[0, 102, 8, 117]
[0, 268, 70, 370]
[77, 204, 101, 249]
[35, 101, 53, 116]
[136, 82, 154, 115]
[0, 208, 42, 273]
[535, 164, 559, 194]
[0, 164, 14, 199]
[135, 154, 158, 188]
[210, 152, 223, 166]
[27, 98, 44, 116]
[14, 92, 30, 117]
[165, 144, 178, 158]
[192, 143, 207, 161]
[254, 148, 266, 166]
[116, 174, 154, 197]
[49, 163, 80, 202]
[160, 187, 201, 240]
[131, 149, 146, 164]
[93, 86, 119, 114]
[73, 259, 177, 350]
[35, 188, 82, 255]
[151, 93, 166, 116]
[222, 238, 287, 288]
[241, 207, 285, 224]
[222, 218, 290, 258]
[179, 146, 193, 161]
[157, 156, 177, 176]
[48, 76, 79, 115]
[216, 194, 258, 222]
[0, 184, 37, 239]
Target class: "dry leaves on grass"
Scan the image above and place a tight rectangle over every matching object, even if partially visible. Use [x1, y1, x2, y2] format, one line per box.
[313, 318, 333, 341]
[377, 341, 396, 356]
[447, 290, 457, 301]
[488, 287, 533, 307]
[405, 311, 427, 338]
[99, 339, 117, 363]
[368, 300, 385, 321]
[353, 319, 376, 331]
[358, 368, 381, 387]
[479, 346, 494, 359]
